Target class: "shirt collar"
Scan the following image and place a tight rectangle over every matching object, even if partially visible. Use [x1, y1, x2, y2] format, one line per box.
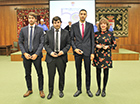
[79, 21, 86, 25]
[29, 24, 35, 28]
[54, 28, 61, 32]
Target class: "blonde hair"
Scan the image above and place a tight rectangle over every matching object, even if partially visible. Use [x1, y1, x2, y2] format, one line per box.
[97, 17, 110, 32]
[28, 12, 37, 19]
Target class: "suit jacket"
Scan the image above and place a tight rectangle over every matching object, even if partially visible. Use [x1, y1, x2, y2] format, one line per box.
[71, 21, 94, 56]
[18, 25, 44, 58]
[64, 25, 70, 31]
[44, 28, 70, 63]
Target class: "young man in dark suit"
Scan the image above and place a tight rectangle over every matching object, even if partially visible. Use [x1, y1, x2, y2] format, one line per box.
[44, 16, 70, 99]
[18, 12, 45, 98]
[71, 9, 95, 97]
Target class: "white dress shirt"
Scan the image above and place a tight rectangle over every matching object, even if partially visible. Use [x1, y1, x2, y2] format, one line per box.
[54, 28, 61, 52]
[79, 21, 86, 35]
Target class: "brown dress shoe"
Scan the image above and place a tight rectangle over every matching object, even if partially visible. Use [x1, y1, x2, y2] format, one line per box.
[39, 91, 45, 98]
[23, 90, 33, 97]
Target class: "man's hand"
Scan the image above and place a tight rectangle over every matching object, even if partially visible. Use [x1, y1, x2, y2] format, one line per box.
[31, 54, 38, 60]
[90, 54, 94, 61]
[24, 53, 31, 60]
[58, 51, 64, 56]
[74, 49, 83, 55]
[50, 52, 58, 57]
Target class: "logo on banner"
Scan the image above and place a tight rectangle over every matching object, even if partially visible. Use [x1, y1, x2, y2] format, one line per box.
[71, 2, 75, 6]
[107, 15, 115, 28]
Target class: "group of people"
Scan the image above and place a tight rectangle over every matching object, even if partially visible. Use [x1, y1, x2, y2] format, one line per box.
[18, 9, 117, 100]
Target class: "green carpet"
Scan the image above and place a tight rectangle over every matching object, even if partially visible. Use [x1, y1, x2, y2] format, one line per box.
[0, 56, 140, 104]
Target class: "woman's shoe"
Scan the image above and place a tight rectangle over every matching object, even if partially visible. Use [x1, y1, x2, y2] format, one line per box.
[101, 90, 106, 97]
[95, 89, 101, 96]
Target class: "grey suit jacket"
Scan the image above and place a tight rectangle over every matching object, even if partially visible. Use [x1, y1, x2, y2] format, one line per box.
[44, 28, 70, 63]
[70, 21, 94, 56]
[18, 25, 44, 58]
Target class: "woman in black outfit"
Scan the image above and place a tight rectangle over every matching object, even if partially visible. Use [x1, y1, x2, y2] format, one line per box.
[93, 17, 117, 97]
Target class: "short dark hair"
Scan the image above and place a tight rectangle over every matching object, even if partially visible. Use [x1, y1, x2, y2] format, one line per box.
[28, 12, 37, 19]
[79, 9, 87, 14]
[52, 16, 62, 24]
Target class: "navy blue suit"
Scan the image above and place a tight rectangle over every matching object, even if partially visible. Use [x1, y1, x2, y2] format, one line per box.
[18, 25, 44, 91]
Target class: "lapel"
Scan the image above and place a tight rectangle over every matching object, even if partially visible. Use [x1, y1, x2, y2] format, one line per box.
[84, 22, 88, 37]
[76, 22, 82, 39]
[60, 28, 63, 48]
[77, 21, 89, 39]
[25, 26, 28, 38]
[51, 29, 54, 49]
[33, 25, 37, 41]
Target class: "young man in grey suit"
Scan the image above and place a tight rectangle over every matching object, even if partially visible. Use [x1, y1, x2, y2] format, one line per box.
[18, 12, 45, 98]
[44, 16, 70, 99]
[71, 9, 95, 97]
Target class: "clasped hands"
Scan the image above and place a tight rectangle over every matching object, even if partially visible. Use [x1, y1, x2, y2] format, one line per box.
[96, 44, 109, 50]
[50, 51, 64, 57]
[24, 53, 38, 60]
[74, 49, 94, 61]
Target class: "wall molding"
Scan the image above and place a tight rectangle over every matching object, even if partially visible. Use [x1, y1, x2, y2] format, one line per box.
[0, 3, 49, 6]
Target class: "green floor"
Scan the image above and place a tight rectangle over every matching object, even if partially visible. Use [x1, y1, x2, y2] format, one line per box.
[0, 56, 140, 104]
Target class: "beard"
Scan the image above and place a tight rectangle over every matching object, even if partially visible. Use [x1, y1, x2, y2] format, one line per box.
[55, 26, 60, 29]
[80, 18, 85, 22]
[29, 21, 35, 25]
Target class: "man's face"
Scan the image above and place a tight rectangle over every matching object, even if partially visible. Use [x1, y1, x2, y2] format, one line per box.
[68, 22, 72, 26]
[96, 23, 99, 27]
[40, 21, 44, 25]
[79, 11, 87, 22]
[28, 15, 36, 25]
[53, 20, 61, 30]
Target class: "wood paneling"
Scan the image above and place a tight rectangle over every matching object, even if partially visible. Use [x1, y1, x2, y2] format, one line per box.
[11, 52, 139, 61]
[96, 0, 140, 4]
[0, 0, 49, 6]
[96, 2, 140, 53]
[0, 0, 140, 53]
[0, 0, 49, 48]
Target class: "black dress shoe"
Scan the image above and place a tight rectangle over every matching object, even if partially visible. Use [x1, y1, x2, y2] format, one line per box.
[95, 89, 101, 96]
[47, 93, 53, 99]
[101, 90, 106, 97]
[59, 91, 64, 98]
[73, 90, 82, 97]
[87, 90, 93, 97]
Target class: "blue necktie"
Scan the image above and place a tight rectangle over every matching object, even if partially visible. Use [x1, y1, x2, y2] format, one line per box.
[29, 26, 33, 52]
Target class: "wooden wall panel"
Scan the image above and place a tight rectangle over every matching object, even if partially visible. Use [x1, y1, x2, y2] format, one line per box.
[96, 0, 140, 4]
[0, 0, 49, 47]
[0, 6, 6, 45]
[10, 6, 18, 44]
[0, 0, 49, 5]
[96, 3, 140, 53]
[0, 0, 140, 53]
[5, 6, 11, 45]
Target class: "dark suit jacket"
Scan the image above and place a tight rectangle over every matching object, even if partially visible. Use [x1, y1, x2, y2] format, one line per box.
[71, 21, 94, 56]
[64, 25, 70, 31]
[44, 28, 70, 63]
[18, 25, 44, 58]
